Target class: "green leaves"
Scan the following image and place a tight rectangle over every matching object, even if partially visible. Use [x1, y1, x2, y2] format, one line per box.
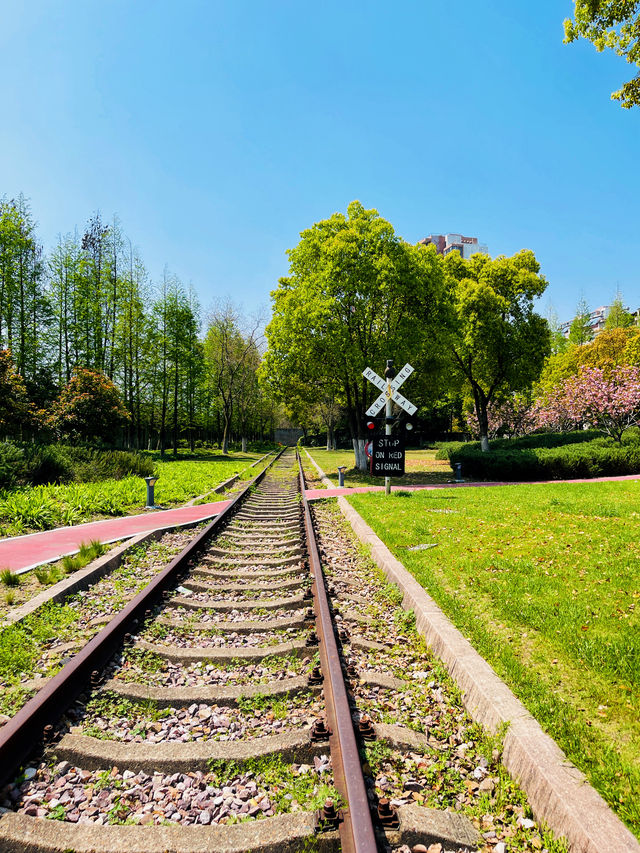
[264, 201, 447, 441]
[564, 1, 640, 108]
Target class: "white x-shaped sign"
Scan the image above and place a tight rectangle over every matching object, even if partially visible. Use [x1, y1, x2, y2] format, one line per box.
[363, 363, 417, 416]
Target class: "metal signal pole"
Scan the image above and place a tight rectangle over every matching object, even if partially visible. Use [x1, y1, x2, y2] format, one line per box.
[384, 358, 395, 496]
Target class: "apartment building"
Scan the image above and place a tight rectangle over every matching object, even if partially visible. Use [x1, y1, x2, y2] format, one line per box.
[419, 233, 488, 259]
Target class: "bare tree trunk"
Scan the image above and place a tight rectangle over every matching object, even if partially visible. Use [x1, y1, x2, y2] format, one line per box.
[472, 385, 491, 452]
[352, 438, 366, 470]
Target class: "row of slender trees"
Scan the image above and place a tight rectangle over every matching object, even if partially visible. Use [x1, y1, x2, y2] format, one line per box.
[0, 196, 276, 454]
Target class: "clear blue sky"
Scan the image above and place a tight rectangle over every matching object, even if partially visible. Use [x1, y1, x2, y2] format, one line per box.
[1, 0, 638, 325]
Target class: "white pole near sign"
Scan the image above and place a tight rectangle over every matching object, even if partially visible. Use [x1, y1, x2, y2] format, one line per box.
[362, 360, 416, 495]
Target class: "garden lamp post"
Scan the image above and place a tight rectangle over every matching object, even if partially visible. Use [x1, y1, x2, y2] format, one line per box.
[144, 475, 159, 509]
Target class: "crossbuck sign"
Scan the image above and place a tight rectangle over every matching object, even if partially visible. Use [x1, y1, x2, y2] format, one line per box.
[363, 363, 417, 417]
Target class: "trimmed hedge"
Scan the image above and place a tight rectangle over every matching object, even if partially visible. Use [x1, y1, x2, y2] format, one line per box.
[449, 433, 640, 481]
[435, 430, 604, 461]
[434, 441, 467, 460]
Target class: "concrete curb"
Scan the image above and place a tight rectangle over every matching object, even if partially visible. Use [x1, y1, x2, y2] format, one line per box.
[336, 495, 640, 853]
[1, 520, 210, 630]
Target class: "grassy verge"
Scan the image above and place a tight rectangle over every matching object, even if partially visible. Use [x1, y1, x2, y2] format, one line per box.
[304, 447, 451, 487]
[0, 449, 269, 538]
[346, 480, 640, 838]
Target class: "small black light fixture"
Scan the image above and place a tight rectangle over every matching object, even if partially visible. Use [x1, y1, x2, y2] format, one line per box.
[144, 475, 160, 509]
[337, 465, 347, 487]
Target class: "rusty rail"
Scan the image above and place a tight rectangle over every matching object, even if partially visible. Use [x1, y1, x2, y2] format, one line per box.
[0, 448, 285, 790]
[297, 451, 378, 853]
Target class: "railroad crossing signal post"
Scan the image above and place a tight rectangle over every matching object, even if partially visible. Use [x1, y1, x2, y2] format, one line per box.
[383, 360, 394, 495]
[362, 359, 417, 496]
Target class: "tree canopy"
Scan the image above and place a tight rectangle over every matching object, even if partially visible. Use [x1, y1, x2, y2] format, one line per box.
[564, 1, 640, 108]
[604, 293, 635, 329]
[441, 249, 550, 451]
[263, 201, 447, 467]
[568, 297, 593, 345]
[48, 368, 130, 442]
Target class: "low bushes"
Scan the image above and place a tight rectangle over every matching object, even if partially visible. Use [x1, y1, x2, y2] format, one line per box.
[0, 442, 154, 488]
[434, 441, 467, 460]
[449, 431, 640, 481]
[0, 443, 26, 489]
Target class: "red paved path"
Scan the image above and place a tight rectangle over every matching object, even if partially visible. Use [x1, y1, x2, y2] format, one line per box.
[5, 471, 639, 573]
[304, 472, 640, 500]
[0, 502, 230, 574]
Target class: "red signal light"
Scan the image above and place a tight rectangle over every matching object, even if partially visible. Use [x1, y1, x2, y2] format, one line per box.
[366, 420, 376, 430]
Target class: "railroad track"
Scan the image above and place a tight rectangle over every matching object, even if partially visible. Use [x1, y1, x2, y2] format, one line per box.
[0, 449, 554, 853]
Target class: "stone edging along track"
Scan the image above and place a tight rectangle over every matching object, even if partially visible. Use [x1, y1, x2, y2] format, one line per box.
[303, 449, 640, 853]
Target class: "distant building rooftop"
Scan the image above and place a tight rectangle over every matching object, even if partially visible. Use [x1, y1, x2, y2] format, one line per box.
[419, 233, 488, 259]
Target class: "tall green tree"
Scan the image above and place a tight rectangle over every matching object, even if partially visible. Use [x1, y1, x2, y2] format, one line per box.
[204, 302, 262, 455]
[545, 305, 569, 354]
[564, 1, 640, 108]
[0, 197, 48, 383]
[151, 272, 201, 456]
[442, 249, 550, 452]
[0, 348, 35, 438]
[604, 292, 635, 329]
[568, 297, 593, 345]
[263, 201, 446, 468]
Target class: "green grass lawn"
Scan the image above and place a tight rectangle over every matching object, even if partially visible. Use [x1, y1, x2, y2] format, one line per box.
[305, 447, 452, 486]
[346, 480, 640, 838]
[0, 448, 271, 538]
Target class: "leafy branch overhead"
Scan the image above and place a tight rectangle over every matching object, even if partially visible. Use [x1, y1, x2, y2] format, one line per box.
[564, 1, 640, 107]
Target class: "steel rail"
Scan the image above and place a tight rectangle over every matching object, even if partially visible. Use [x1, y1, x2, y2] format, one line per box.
[297, 451, 378, 853]
[0, 448, 286, 791]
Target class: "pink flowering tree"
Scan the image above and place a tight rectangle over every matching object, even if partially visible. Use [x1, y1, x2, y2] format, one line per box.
[466, 393, 539, 440]
[537, 365, 640, 442]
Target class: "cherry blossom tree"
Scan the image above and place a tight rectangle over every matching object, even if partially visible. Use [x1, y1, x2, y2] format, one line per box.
[537, 365, 640, 441]
[466, 393, 539, 439]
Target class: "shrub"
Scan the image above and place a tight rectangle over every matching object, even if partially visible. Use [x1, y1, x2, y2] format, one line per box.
[15, 444, 154, 487]
[449, 433, 640, 481]
[434, 441, 467, 460]
[0, 443, 26, 489]
[70, 448, 154, 482]
[25, 445, 75, 485]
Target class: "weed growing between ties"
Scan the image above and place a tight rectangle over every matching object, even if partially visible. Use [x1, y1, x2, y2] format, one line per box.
[78, 689, 317, 742]
[116, 650, 308, 687]
[348, 481, 640, 837]
[14, 754, 337, 826]
[206, 755, 342, 815]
